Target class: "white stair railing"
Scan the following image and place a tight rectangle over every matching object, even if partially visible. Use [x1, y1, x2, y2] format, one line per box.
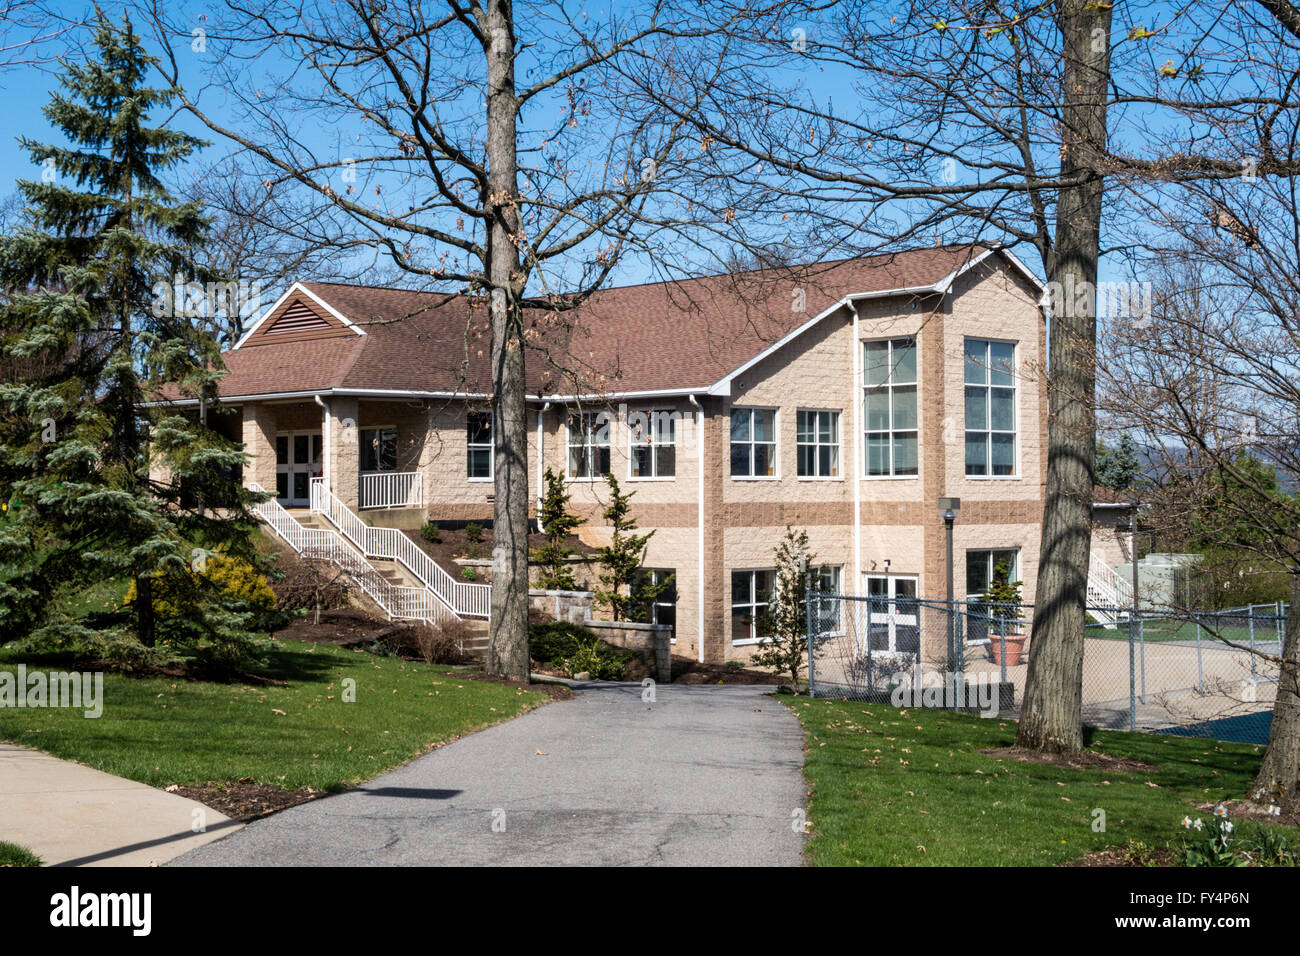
[311, 477, 491, 619]
[249, 483, 453, 626]
[1086, 551, 1135, 629]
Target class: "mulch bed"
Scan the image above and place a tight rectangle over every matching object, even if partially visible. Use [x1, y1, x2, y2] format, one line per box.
[982, 746, 1159, 774]
[1061, 845, 1177, 867]
[168, 780, 328, 822]
[671, 657, 784, 684]
[274, 607, 413, 648]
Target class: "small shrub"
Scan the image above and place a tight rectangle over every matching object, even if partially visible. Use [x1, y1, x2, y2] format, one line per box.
[561, 636, 633, 681]
[125, 552, 276, 621]
[461, 566, 477, 581]
[464, 522, 484, 544]
[723, 660, 743, 672]
[411, 621, 471, 665]
[529, 620, 595, 664]
[420, 521, 442, 543]
[0, 841, 42, 867]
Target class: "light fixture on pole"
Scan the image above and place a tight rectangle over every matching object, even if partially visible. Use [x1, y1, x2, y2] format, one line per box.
[939, 497, 961, 669]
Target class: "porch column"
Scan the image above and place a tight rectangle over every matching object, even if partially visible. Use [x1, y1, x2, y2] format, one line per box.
[317, 396, 332, 491]
[328, 395, 360, 510]
[241, 404, 277, 491]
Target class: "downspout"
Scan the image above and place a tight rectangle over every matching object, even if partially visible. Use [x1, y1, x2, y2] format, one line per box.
[535, 401, 551, 532]
[689, 393, 705, 663]
[314, 394, 330, 499]
[848, 300, 862, 595]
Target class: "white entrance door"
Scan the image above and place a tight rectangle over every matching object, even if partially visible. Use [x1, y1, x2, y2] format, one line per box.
[862, 574, 920, 654]
[276, 431, 322, 506]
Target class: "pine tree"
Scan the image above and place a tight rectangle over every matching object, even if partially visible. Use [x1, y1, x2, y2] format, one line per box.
[1096, 432, 1142, 491]
[594, 474, 667, 621]
[0, 14, 264, 667]
[531, 467, 585, 590]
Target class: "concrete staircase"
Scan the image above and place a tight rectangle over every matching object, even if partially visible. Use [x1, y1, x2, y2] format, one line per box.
[287, 508, 492, 658]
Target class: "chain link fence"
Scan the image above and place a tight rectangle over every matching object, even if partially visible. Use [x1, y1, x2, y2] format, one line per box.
[807, 595, 1285, 745]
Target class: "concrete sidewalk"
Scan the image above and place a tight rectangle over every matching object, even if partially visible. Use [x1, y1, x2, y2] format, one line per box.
[0, 744, 242, 866]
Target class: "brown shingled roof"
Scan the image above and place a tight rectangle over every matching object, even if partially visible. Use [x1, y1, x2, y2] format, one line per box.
[193, 244, 1022, 401]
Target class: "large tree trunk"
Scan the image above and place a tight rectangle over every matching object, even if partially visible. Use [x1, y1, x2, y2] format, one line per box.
[1015, 0, 1112, 754]
[1250, 574, 1300, 810]
[483, 2, 531, 681]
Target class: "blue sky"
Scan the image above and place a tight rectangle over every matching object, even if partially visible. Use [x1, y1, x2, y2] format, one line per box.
[0, 1, 1250, 298]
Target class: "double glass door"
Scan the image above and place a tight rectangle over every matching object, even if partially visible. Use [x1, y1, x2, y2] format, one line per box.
[276, 431, 322, 506]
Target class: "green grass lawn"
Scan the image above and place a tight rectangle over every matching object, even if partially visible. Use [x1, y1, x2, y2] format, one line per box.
[788, 696, 1285, 866]
[0, 841, 42, 867]
[0, 638, 546, 790]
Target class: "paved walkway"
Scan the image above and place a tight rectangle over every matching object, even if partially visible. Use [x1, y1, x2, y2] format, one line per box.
[172, 682, 807, 866]
[0, 744, 242, 867]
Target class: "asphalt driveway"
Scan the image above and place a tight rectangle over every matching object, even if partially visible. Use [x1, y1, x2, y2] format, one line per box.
[171, 682, 806, 866]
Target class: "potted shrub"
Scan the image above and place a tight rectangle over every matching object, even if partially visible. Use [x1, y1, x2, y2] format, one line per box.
[981, 560, 1027, 666]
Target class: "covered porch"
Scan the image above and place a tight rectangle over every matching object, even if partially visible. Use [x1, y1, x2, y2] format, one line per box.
[239, 396, 429, 513]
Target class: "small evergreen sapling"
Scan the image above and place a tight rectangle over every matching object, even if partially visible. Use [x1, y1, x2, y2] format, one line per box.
[594, 474, 668, 620]
[752, 527, 820, 687]
[531, 467, 585, 590]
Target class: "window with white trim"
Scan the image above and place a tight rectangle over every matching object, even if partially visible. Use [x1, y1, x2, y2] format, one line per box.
[964, 339, 1017, 476]
[966, 549, 1019, 601]
[567, 410, 611, 479]
[466, 411, 492, 480]
[731, 569, 775, 641]
[730, 407, 776, 477]
[630, 409, 676, 478]
[634, 568, 676, 628]
[863, 338, 918, 476]
[797, 410, 840, 478]
[807, 565, 842, 632]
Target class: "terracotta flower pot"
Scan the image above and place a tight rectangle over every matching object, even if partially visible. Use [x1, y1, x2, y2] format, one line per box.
[989, 633, 1027, 667]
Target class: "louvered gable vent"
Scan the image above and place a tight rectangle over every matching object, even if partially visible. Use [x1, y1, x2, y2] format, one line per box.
[266, 300, 331, 335]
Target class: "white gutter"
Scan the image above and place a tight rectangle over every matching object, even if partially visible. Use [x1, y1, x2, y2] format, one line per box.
[849, 301, 862, 596]
[688, 393, 705, 663]
[535, 401, 552, 532]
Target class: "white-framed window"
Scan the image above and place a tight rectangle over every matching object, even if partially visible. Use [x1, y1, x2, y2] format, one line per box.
[567, 410, 612, 479]
[359, 426, 396, 473]
[807, 565, 843, 633]
[966, 548, 1019, 601]
[730, 407, 777, 478]
[863, 338, 918, 477]
[731, 568, 775, 642]
[634, 568, 677, 631]
[630, 409, 676, 479]
[797, 410, 840, 478]
[466, 411, 492, 480]
[964, 338, 1017, 477]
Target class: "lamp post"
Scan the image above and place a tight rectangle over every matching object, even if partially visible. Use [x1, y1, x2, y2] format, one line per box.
[939, 497, 961, 687]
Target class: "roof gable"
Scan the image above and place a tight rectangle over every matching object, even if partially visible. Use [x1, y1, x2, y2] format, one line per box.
[235, 283, 366, 349]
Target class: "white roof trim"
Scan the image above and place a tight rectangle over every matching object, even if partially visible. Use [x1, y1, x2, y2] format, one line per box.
[937, 245, 1045, 295]
[230, 282, 366, 350]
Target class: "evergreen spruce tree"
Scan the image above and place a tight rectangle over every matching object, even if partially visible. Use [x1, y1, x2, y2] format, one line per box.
[0, 14, 265, 667]
[531, 467, 584, 591]
[1096, 432, 1142, 491]
[594, 474, 667, 621]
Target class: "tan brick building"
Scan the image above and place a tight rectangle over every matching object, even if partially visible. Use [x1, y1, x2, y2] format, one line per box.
[166, 244, 1055, 663]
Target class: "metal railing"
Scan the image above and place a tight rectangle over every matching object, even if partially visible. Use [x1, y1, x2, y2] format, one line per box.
[1086, 551, 1133, 627]
[248, 483, 452, 625]
[359, 471, 423, 510]
[311, 477, 490, 618]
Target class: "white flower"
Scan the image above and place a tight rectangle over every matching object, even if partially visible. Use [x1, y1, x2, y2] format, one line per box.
[1214, 804, 1228, 818]
[1181, 816, 1193, 829]
[1193, 818, 1204, 830]
[1269, 805, 1282, 816]
[1222, 821, 1234, 833]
